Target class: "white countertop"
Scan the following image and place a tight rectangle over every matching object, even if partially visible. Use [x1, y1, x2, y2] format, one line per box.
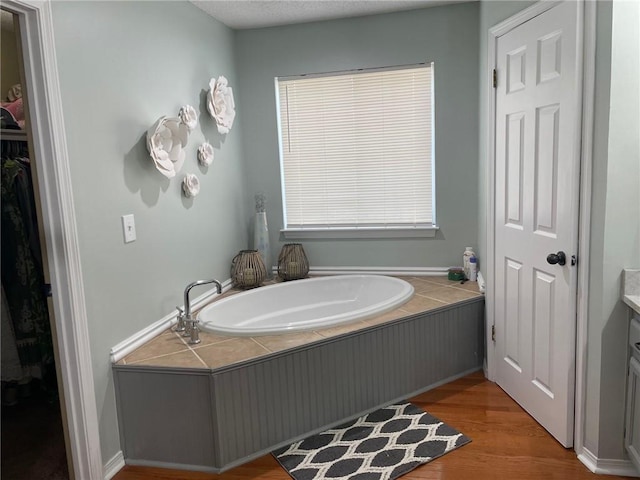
[624, 295, 640, 315]
[623, 269, 640, 315]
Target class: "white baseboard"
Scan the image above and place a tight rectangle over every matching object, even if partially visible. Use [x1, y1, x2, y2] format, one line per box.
[103, 450, 125, 480]
[578, 446, 639, 477]
[109, 278, 233, 363]
[307, 266, 449, 276]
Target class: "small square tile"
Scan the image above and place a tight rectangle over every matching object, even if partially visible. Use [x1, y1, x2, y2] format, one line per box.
[400, 295, 448, 314]
[130, 349, 207, 368]
[450, 281, 483, 293]
[364, 309, 409, 326]
[195, 330, 236, 347]
[253, 331, 324, 353]
[193, 338, 270, 369]
[421, 287, 481, 304]
[419, 276, 455, 285]
[315, 321, 369, 338]
[124, 330, 189, 364]
[411, 279, 450, 294]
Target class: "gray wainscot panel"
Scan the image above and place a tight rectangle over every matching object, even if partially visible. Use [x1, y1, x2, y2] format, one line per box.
[113, 367, 217, 470]
[113, 298, 484, 472]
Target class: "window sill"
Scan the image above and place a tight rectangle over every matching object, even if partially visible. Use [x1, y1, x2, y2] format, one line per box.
[281, 226, 439, 240]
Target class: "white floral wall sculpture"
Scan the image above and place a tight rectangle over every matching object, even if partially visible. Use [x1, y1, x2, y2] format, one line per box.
[178, 105, 198, 131]
[182, 173, 200, 198]
[197, 142, 214, 166]
[207, 76, 236, 135]
[146, 116, 189, 179]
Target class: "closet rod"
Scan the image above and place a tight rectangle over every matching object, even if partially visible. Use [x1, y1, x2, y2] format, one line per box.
[0, 129, 28, 142]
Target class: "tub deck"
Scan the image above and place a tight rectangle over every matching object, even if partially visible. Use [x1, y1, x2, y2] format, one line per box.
[117, 276, 482, 369]
[112, 275, 484, 473]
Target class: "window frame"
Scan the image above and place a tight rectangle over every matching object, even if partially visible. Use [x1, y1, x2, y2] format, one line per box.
[275, 63, 438, 240]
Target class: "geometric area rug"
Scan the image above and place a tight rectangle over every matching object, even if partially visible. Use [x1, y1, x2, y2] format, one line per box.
[273, 402, 471, 480]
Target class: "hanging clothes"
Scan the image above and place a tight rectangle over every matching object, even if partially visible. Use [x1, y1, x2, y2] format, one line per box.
[1, 284, 26, 384]
[1, 156, 52, 381]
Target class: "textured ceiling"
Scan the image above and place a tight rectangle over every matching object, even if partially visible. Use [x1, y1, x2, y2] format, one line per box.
[190, 0, 471, 30]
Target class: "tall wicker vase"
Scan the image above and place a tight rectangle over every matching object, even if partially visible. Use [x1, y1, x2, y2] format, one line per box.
[231, 250, 267, 289]
[277, 243, 309, 281]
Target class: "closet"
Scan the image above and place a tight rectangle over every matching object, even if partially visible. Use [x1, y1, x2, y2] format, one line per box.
[1, 8, 70, 480]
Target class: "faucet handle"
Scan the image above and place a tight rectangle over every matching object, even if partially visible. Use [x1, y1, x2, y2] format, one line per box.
[175, 306, 186, 332]
[188, 320, 201, 345]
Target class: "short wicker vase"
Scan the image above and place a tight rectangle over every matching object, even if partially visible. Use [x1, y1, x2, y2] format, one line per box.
[277, 243, 309, 281]
[231, 250, 267, 289]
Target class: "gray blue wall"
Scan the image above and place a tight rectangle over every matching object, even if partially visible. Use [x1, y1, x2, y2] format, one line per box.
[47, 0, 638, 470]
[51, 1, 248, 464]
[585, 0, 640, 459]
[235, 2, 480, 269]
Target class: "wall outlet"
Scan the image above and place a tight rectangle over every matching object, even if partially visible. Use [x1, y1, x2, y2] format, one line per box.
[121, 214, 136, 243]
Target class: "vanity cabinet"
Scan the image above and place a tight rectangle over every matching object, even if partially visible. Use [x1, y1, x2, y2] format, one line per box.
[625, 315, 640, 471]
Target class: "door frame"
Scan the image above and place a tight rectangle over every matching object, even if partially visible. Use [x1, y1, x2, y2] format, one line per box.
[3, 1, 103, 478]
[485, 0, 596, 456]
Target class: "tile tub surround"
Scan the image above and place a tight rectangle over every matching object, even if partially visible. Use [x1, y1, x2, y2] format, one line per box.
[623, 269, 640, 314]
[116, 276, 483, 369]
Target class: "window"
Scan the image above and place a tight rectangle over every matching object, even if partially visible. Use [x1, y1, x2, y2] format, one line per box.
[276, 63, 436, 239]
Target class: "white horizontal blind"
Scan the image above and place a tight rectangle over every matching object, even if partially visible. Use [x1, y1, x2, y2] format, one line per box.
[277, 64, 434, 230]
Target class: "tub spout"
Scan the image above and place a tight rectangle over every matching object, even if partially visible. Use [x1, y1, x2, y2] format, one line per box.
[182, 279, 223, 345]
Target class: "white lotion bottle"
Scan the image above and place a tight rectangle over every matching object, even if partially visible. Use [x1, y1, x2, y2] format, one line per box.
[469, 255, 477, 282]
[463, 247, 475, 279]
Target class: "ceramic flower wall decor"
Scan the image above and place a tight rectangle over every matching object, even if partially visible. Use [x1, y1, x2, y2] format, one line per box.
[178, 105, 198, 131]
[146, 116, 189, 179]
[182, 173, 200, 198]
[207, 76, 236, 135]
[197, 142, 214, 166]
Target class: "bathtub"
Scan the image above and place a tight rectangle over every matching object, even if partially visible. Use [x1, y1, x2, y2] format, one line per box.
[198, 275, 414, 336]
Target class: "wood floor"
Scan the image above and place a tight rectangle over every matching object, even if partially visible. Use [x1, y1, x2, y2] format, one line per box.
[113, 371, 631, 480]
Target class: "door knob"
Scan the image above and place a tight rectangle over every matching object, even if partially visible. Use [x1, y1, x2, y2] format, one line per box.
[546, 251, 567, 266]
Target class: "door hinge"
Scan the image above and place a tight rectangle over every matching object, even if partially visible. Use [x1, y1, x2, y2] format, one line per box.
[491, 324, 496, 342]
[493, 69, 497, 88]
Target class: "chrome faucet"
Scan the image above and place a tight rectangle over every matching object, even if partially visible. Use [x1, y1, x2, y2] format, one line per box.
[181, 279, 222, 344]
[174, 306, 186, 332]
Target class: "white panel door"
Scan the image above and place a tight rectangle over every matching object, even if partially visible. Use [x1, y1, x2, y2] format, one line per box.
[494, 1, 581, 447]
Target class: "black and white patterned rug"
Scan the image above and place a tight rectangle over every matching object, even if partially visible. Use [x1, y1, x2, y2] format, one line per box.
[273, 402, 470, 480]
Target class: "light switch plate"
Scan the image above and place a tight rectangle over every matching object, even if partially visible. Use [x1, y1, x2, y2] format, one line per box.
[121, 214, 136, 243]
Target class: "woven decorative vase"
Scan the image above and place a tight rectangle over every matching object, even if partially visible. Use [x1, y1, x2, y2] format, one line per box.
[277, 243, 309, 281]
[231, 250, 267, 289]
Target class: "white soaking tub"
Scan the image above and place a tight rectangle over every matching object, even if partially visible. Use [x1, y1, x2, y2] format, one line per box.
[198, 275, 414, 336]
